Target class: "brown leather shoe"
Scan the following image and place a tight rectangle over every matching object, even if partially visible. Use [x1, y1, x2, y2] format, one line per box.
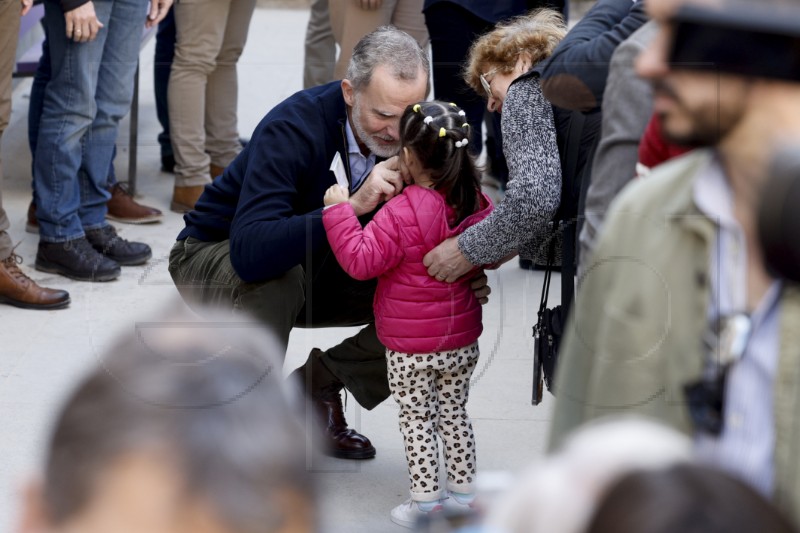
[290, 349, 377, 460]
[26, 185, 162, 232]
[106, 183, 163, 224]
[210, 163, 225, 180]
[0, 254, 70, 309]
[170, 185, 205, 213]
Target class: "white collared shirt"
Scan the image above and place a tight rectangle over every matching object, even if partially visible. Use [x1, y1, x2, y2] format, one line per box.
[692, 154, 782, 498]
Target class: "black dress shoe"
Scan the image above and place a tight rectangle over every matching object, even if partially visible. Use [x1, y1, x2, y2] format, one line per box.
[313, 383, 377, 460]
[36, 237, 120, 282]
[161, 153, 175, 173]
[85, 225, 152, 266]
[289, 362, 376, 460]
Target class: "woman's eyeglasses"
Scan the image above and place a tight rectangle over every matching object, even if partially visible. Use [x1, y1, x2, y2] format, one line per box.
[480, 68, 499, 99]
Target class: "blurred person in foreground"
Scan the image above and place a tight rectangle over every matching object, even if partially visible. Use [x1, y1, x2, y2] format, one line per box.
[586, 464, 796, 533]
[15, 312, 315, 533]
[549, 0, 800, 524]
[483, 416, 691, 533]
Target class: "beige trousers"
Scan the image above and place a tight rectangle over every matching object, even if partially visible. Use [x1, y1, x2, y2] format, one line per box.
[329, 0, 428, 80]
[0, 0, 21, 260]
[168, 0, 256, 187]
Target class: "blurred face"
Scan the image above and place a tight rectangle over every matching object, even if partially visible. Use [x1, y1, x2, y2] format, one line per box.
[483, 54, 532, 113]
[342, 64, 428, 158]
[636, 0, 751, 146]
[17, 453, 315, 533]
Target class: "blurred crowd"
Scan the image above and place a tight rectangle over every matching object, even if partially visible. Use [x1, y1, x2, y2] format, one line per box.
[4, 0, 800, 532]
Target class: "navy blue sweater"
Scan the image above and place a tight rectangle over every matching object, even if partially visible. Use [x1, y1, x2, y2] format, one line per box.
[536, 0, 648, 112]
[178, 82, 356, 283]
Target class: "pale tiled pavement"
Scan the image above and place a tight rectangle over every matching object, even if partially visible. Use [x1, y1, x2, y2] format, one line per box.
[1, 6, 559, 531]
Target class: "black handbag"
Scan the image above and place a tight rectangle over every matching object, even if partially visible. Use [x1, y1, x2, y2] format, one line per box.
[532, 240, 563, 405]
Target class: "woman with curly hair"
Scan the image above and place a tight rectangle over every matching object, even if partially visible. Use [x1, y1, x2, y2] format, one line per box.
[423, 9, 568, 280]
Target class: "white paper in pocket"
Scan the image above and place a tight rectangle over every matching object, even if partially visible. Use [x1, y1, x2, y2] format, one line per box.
[329, 151, 349, 190]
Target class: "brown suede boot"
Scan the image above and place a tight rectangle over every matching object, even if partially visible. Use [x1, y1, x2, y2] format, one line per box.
[0, 254, 70, 309]
[289, 348, 376, 460]
[170, 185, 206, 213]
[106, 183, 163, 224]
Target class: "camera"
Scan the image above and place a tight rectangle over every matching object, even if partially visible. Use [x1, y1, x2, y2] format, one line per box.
[669, 3, 800, 82]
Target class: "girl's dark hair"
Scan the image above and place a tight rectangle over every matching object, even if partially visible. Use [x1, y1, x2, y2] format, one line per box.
[399, 100, 482, 224]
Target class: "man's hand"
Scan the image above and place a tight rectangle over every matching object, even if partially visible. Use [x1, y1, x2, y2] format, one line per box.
[20, 0, 33, 16]
[65, 2, 103, 43]
[423, 236, 475, 283]
[470, 272, 491, 305]
[146, 0, 173, 29]
[324, 184, 350, 206]
[357, 0, 383, 9]
[348, 156, 405, 216]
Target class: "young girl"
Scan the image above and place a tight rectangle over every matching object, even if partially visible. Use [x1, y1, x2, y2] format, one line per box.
[322, 101, 493, 528]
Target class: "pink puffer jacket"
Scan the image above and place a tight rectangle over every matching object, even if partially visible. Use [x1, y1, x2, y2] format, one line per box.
[323, 185, 493, 353]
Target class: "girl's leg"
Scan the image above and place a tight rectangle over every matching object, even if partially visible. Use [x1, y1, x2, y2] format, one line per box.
[435, 342, 480, 496]
[387, 349, 443, 503]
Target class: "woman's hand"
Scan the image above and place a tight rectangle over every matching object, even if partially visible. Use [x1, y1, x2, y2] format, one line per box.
[324, 184, 350, 206]
[423, 236, 475, 283]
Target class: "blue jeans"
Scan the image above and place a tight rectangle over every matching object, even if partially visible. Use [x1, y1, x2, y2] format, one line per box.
[28, 26, 119, 193]
[34, 0, 147, 242]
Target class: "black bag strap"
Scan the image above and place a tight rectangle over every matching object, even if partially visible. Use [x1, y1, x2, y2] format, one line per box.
[537, 225, 558, 317]
[537, 109, 586, 320]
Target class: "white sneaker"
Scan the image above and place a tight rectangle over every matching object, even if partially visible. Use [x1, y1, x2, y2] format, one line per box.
[390, 498, 443, 529]
[443, 492, 478, 513]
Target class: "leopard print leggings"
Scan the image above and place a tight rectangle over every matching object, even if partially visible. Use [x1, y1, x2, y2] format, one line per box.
[387, 342, 479, 502]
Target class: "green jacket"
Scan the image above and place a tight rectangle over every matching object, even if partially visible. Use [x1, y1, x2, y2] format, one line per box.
[548, 148, 800, 524]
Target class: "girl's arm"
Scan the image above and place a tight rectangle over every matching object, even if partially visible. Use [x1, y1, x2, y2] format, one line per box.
[322, 198, 405, 280]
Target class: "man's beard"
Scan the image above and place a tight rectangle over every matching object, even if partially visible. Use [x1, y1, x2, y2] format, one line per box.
[653, 80, 742, 149]
[351, 98, 400, 158]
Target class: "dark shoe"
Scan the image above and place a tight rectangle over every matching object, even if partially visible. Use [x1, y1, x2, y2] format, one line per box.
[106, 183, 163, 224]
[210, 163, 225, 180]
[85, 225, 152, 266]
[25, 201, 38, 234]
[161, 153, 175, 173]
[170, 185, 205, 213]
[313, 385, 377, 459]
[0, 254, 70, 309]
[36, 238, 120, 282]
[290, 349, 377, 460]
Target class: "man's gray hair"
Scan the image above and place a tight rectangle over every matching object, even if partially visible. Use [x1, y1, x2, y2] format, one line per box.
[345, 26, 430, 91]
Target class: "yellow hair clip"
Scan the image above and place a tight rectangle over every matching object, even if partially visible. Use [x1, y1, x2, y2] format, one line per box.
[439, 127, 446, 138]
[413, 104, 421, 112]
[462, 123, 469, 129]
[449, 102, 458, 107]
